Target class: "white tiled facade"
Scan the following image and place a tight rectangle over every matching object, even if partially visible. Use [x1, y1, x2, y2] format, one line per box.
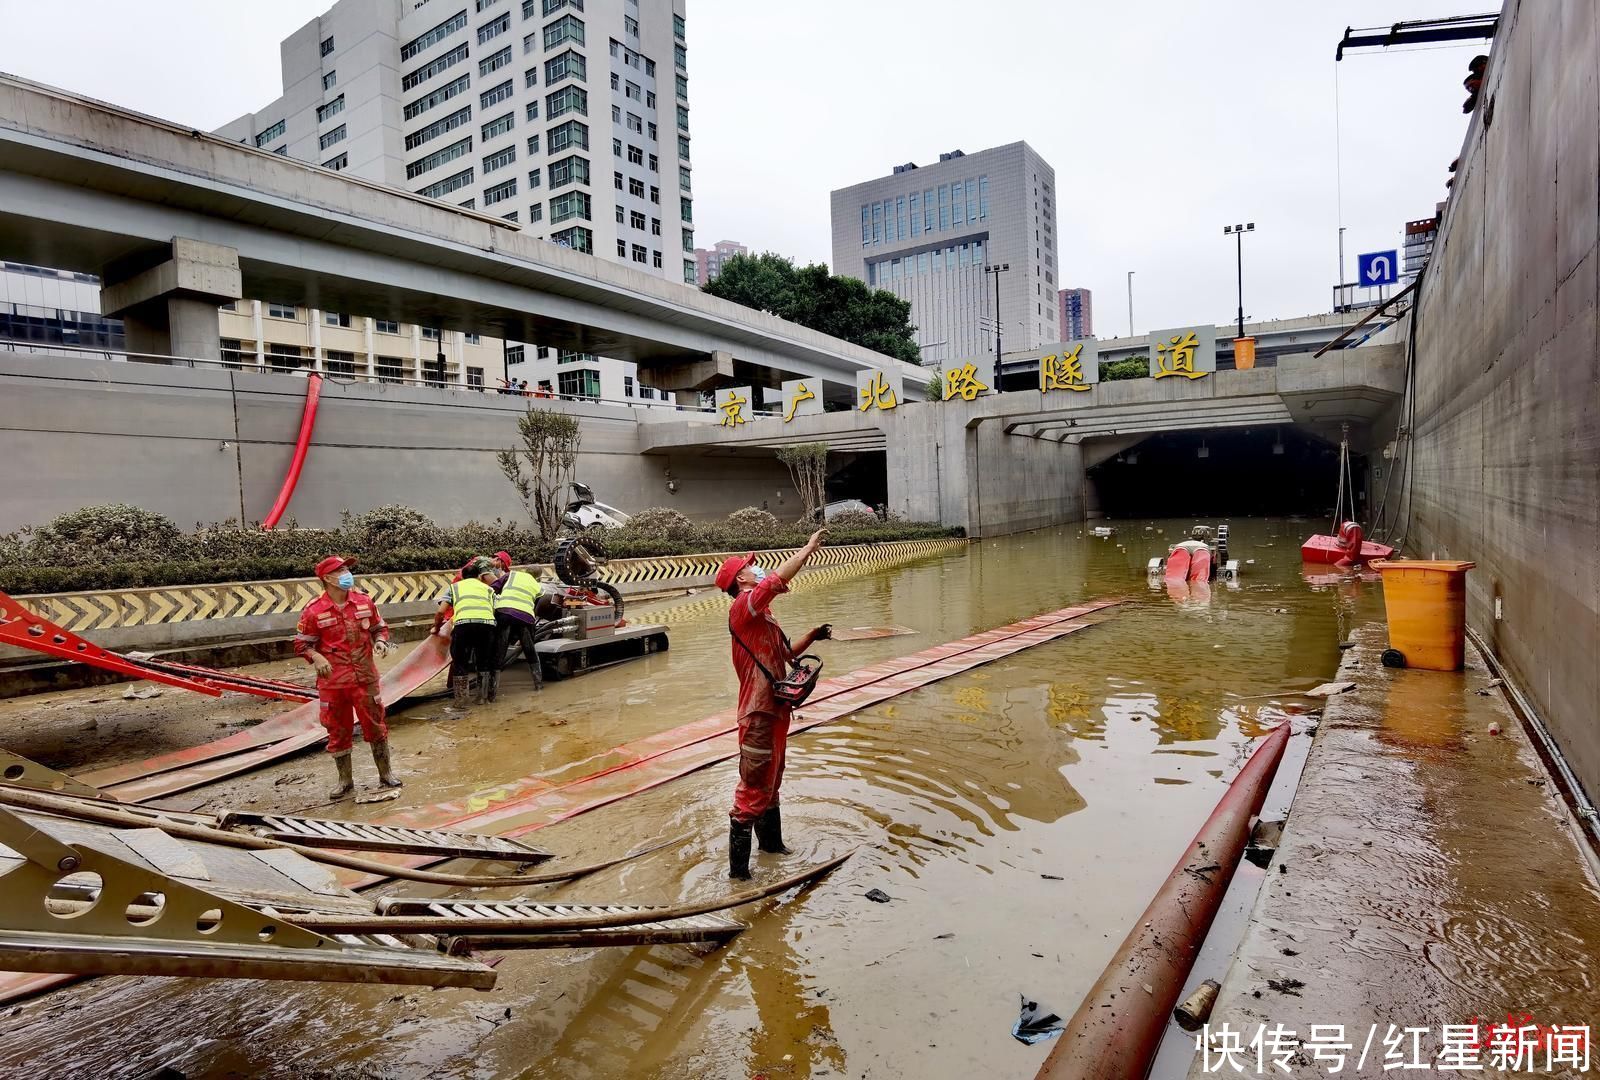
[829, 143, 1058, 371]
[214, 0, 694, 404]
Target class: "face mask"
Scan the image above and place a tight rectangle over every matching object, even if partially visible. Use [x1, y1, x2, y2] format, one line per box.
[336, 570, 355, 589]
[751, 566, 768, 583]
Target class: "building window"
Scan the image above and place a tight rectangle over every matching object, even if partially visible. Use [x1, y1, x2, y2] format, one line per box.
[652, 249, 662, 268]
[478, 0, 503, 10]
[470, 45, 508, 77]
[624, 14, 639, 37]
[682, 259, 696, 284]
[613, 137, 623, 157]
[528, 167, 542, 188]
[376, 356, 405, 383]
[627, 144, 643, 166]
[323, 152, 348, 171]
[550, 189, 591, 222]
[323, 70, 338, 90]
[543, 13, 585, 50]
[630, 209, 645, 229]
[674, 13, 685, 38]
[421, 326, 441, 340]
[544, 49, 585, 86]
[540, 0, 581, 14]
[481, 111, 515, 141]
[679, 166, 691, 191]
[316, 94, 346, 123]
[525, 66, 539, 89]
[318, 125, 346, 150]
[401, 10, 468, 61]
[324, 311, 352, 327]
[523, 31, 539, 54]
[549, 153, 589, 188]
[546, 85, 587, 119]
[526, 100, 539, 121]
[526, 134, 540, 154]
[530, 204, 542, 221]
[647, 121, 657, 140]
[557, 349, 593, 364]
[406, 106, 472, 150]
[416, 166, 475, 199]
[404, 74, 470, 120]
[506, 344, 525, 364]
[467, 366, 485, 388]
[616, 236, 626, 254]
[674, 43, 686, 69]
[325, 349, 357, 376]
[547, 119, 588, 152]
[374, 319, 400, 334]
[979, 175, 989, 221]
[650, 216, 660, 235]
[624, 374, 634, 396]
[267, 302, 296, 319]
[625, 112, 642, 134]
[484, 178, 518, 205]
[551, 225, 592, 253]
[483, 144, 517, 173]
[254, 119, 286, 147]
[649, 184, 659, 204]
[613, 170, 623, 190]
[402, 43, 469, 91]
[678, 134, 690, 160]
[477, 12, 510, 44]
[320, 36, 335, 56]
[407, 136, 472, 180]
[625, 80, 641, 101]
[558, 369, 600, 399]
[681, 227, 693, 252]
[628, 177, 645, 198]
[647, 152, 658, 172]
[676, 104, 688, 132]
[680, 196, 692, 223]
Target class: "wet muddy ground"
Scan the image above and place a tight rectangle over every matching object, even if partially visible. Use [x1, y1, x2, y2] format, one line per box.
[4, 518, 1584, 1078]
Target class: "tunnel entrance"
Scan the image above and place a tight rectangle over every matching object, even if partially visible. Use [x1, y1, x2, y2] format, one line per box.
[1086, 426, 1362, 519]
[825, 450, 888, 512]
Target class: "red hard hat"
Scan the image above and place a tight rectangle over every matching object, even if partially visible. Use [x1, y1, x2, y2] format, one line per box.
[494, 550, 512, 568]
[715, 553, 755, 593]
[314, 555, 350, 578]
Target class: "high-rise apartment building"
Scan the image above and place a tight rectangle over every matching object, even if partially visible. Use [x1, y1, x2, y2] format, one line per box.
[214, 0, 694, 403]
[829, 143, 1058, 369]
[1058, 287, 1092, 339]
[694, 239, 746, 285]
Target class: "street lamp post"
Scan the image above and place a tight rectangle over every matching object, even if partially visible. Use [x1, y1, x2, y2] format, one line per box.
[983, 262, 1010, 393]
[1223, 223, 1255, 340]
[1126, 271, 1135, 337]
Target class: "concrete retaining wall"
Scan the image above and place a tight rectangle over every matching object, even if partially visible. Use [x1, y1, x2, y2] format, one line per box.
[1407, 2, 1600, 797]
[0, 352, 791, 532]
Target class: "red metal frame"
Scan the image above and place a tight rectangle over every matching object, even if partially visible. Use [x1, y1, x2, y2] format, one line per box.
[0, 592, 220, 696]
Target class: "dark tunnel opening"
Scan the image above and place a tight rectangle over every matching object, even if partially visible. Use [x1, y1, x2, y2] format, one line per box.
[1086, 426, 1365, 519]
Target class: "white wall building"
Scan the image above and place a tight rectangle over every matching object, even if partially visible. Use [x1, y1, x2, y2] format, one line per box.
[214, 0, 694, 406]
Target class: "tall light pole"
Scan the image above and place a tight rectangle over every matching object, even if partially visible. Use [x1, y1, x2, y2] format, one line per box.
[1223, 222, 1255, 340]
[1126, 271, 1135, 337]
[983, 262, 1010, 393]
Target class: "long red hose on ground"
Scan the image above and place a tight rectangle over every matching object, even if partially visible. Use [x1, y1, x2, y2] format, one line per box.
[1036, 721, 1291, 1080]
[261, 374, 322, 529]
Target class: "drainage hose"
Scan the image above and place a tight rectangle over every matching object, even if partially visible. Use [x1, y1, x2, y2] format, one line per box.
[1035, 722, 1291, 1080]
[261, 373, 322, 529]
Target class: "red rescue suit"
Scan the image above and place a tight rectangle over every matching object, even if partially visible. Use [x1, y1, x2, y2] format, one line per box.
[294, 591, 390, 754]
[728, 574, 796, 824]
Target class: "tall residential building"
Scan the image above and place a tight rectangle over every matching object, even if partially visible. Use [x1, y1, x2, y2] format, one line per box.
[213, 0, 694, 404]
[1058, 287, 1092, 339]
[829, 143, 1058, 369]
[694, 239, 746, 285]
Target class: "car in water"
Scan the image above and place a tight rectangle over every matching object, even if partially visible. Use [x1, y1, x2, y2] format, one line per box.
[813, 498, 877, 522]
[562, 482, 633, 530]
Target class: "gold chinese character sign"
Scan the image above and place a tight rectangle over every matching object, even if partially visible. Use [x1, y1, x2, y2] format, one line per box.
[715, 386, 753, 427]
[942, 363, 990, 401]
[1148, 325, 1216, 380]
[1036, 338, 1099, 393]
[781, 379, 822, 423]
[856, 368, 901, 412]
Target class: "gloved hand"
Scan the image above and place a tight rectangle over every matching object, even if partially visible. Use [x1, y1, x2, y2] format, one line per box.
[373, 639, 395, 658]
[814, 623, 832, 641]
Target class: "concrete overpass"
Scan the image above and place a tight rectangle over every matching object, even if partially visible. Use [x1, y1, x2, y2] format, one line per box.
[0, 74, 926, 397]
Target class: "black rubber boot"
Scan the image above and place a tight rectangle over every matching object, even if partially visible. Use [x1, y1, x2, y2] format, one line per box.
[485, 671, 499, 703]
[754, 805, 792, 855]
[728, 818, 753, 880]
[451, 676, 470, 705]
[371, 739, 403, 788]
[327, 752, 354, 801]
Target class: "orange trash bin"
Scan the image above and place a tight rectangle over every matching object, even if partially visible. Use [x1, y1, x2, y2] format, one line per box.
[1370, 559, 1475, 671]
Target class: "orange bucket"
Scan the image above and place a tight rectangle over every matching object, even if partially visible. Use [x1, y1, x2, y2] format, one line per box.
[1370, 560, 1475, 671]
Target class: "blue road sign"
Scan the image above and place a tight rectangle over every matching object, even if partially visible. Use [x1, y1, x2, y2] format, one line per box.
[1358, 250, 1399, 287]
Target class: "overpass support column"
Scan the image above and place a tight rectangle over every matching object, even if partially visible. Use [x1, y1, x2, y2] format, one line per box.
[642, 349, 734, 392]
[99, 238, 242, 362]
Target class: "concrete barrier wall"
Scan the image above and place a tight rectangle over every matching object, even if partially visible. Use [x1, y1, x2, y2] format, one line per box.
[0, 352, 791, 532]
[1407, 2, 1600, 795]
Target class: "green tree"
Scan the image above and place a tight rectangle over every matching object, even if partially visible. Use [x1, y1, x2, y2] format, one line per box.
[498, 407, 582, 540]
[704, 253, 920, 364]
[1100, 356, 1149, 381]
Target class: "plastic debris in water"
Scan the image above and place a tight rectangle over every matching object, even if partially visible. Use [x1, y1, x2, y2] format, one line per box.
[864, 888, 892, 903]
[1013, 994, 1064, 1044]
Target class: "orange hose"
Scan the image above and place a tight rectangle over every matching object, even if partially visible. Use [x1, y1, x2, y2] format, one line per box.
[262, 373, 322, 529]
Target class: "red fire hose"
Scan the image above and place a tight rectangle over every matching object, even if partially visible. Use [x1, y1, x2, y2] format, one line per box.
[261, 374, 322, 529]
[1036, 722, 1291, 1080]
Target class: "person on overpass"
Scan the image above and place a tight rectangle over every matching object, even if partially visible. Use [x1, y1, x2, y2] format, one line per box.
[716, 527, 833, 880]
[491, 550, 545, 691]
[294, 556, 400, 800]
[435, 557, 501, 705]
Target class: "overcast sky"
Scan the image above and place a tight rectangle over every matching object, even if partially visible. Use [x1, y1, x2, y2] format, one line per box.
[1, 0, 1486, 333]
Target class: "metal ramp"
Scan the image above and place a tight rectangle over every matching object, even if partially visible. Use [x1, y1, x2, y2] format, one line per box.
[376, 897, 744, 953]
[219, 812, 554, 863]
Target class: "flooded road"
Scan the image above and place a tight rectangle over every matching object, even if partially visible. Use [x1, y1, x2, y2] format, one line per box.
[0, 518, 1373, 1079]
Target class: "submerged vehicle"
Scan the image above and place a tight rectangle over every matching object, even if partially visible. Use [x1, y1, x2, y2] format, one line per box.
[1147, 524, 1239, 583]
[562, 482, 632, 530]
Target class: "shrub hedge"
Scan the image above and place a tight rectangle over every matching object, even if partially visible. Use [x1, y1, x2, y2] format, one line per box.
[0, 505, 962, 594]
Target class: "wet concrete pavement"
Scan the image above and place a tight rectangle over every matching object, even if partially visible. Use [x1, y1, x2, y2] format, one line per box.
[1192, 624, 1600, 1076]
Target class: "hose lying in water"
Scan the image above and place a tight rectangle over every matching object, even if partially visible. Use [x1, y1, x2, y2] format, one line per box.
[287, 849, 855, 934]
[0, 786, 682, 889]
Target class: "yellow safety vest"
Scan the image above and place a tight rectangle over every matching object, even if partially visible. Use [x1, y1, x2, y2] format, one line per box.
[449, 577, 496, 625]
[497, 570, 542, 618]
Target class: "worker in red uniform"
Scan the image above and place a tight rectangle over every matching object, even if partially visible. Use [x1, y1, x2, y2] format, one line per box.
[716, 527, 832, 880]
[294, 556, 401, 799]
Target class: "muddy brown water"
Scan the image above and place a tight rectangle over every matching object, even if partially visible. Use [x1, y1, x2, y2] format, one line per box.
[0, 518, 1372, 1079]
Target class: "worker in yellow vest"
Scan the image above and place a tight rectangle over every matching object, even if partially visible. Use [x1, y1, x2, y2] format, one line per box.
[490, 550, 545, 690]
[433, 557, 500, 704]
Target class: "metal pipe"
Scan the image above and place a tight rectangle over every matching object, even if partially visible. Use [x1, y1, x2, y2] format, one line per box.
[1035, 722, 1292, 1080]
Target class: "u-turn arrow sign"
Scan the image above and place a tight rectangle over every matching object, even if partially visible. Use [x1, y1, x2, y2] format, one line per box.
[1358, 250, 1399, 286]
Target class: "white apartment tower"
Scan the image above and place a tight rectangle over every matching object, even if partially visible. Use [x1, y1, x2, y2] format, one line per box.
[216, 0, 694, 404]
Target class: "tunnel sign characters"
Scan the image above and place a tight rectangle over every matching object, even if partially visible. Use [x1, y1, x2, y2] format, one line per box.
[943, 363, 990, 401]
[1026, 338, 1100, 394]
[1149, 324, 1217, 380]
[716, 386, 753, 427]
[780, 379, 823, 423]
[856, 368, 901, 412]
[1358, 249, 1399, 287]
